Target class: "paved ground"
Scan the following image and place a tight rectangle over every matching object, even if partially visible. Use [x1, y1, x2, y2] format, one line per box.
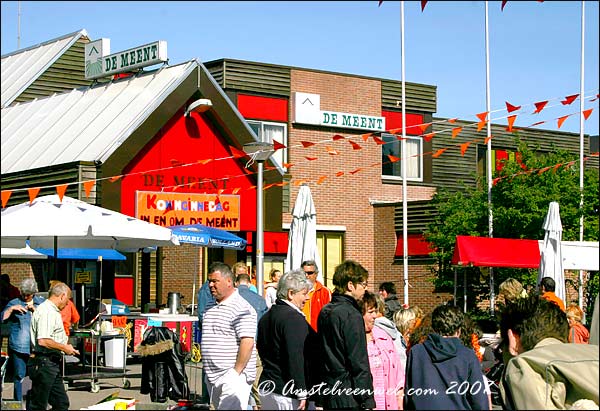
[2, 357, 205, 410]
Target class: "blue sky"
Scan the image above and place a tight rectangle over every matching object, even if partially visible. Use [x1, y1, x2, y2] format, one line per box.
[1, 1, 598, 135]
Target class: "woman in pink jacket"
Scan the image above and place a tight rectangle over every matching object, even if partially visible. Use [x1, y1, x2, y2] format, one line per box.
[360, 291, 404, 410]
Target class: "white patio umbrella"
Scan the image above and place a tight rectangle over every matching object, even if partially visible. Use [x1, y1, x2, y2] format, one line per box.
[285, 184, 323, 283]
[1, 195, 179, 251]
[538, 201, 566, 303]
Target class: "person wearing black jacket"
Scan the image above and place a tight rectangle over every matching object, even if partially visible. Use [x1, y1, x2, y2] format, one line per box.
[257, 269, 317, 410]
[316, 260, 375, 410]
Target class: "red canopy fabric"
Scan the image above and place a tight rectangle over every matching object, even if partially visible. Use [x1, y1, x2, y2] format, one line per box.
[451, 235, 540, 268]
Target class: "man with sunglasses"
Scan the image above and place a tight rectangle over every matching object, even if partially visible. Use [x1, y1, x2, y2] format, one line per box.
[301, 260, 331, 332]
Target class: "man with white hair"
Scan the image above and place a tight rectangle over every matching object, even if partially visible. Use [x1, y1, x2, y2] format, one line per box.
[28, 281, 79, 411]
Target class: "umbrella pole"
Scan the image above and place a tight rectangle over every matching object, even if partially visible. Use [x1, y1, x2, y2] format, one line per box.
[98, 256, 103, 315]
[53, 236, 58, 279]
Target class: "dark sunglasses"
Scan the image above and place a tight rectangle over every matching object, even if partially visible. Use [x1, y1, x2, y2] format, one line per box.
[304, 271, 316, 275]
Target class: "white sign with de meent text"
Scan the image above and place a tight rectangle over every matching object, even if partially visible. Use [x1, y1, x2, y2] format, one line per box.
[292, 92, 385, 132]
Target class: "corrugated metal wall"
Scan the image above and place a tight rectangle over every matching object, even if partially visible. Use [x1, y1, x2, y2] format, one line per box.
[13, 39, 94, 105]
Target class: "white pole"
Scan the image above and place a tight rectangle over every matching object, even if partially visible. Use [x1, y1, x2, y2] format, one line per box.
[400, 1, 409, 307]
[578, 0, 585, 310]
[257, 160, 265, 297]
[485, 1, 495, 315]
[17, 1, 21, 49]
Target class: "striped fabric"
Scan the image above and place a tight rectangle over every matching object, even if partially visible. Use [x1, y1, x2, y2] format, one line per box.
[201, 289, 257, 384]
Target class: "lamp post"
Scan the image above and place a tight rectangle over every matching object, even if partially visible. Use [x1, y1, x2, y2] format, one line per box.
[243, 141, 274, 296]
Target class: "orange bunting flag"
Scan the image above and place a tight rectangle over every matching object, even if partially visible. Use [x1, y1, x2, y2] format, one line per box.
[294, 180, 307, 186]
[350, 168, 364, 175]
[265, 165, 277, 171]
[272, 139, 286, 151]
[248, 185, 256, 191]
[506, 115, 517, 132]
[538, 166, 551, 175]
[372, 136, 385, 145]
[28, 187, 41, 203]
[533, 100, 548, 113]
[387, 154, 401, 163]
[451, 127, 463, 139]
[501, 0, 509, 10]
[325, 146, 339, 155]
[590, 94, 600, 102]
[170, 159, 184, 167]
[529, 121, 546, 127]
[557, 115, 570, 129]
[432, 148, 448, 158]
[423, 132, 436, 142]
[561, 94, 579, 105]
[361, 133, 373, 142]
[283, 162, 294, 169]
[305, 156, 318, 161]
[301, 141, 315, 148]
[484, 135, 493, 144]
[476, 112, 488, 122]
[378, 0, 383, 6]
[197, 158, 213, 165]
[477, 121, 487, 132]
[421, 0, 427, 11]
[335, 171, 344, 177]
[332, 134, 345, 141]
[229, 145, 248, 159]
[317, 176, 327, 185]
[460, 142, 471, 156]
[56, 184, 68, 201]
[232, 188, 241, 194]
[419, 123, 431, 133]
[263, 183, 276, 190]
[109, 175, 123, 182]
[506, 101, 521, 113]
[447, 118, 458, 124]
[492, 177, 502, 186]
[388, 128, 402, 135]
[583, 108, 594, 120]
[1, 190, 12, 208]
[349, 140, 363, 150]
[83, 180, 96, 198]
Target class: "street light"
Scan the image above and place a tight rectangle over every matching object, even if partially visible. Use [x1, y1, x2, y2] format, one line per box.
[242, 141, 274, 297]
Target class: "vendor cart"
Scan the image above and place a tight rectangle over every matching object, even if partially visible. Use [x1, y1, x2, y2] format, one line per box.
[63, 329, 130, 393]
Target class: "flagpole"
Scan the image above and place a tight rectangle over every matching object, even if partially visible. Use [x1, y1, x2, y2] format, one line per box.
[401, 0, 409, 307]
[485, 1, 495, 315]
[578, 0, 585, 310]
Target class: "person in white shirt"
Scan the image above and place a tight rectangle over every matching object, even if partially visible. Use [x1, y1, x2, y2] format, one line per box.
[264, 268, 282, 309]
[201, 262, 257, 410]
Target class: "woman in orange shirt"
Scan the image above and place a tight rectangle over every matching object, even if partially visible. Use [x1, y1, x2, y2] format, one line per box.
[566, 303, 589, 344]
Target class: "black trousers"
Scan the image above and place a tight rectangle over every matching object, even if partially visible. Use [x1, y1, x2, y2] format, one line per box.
[26, 355, 69, 411]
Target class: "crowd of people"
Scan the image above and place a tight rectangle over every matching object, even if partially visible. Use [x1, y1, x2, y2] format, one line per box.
[195, 262, 599, 410]
[3, 266, 598, 410]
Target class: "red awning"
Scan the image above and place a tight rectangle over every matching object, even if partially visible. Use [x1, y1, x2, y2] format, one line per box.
[451, 235, 540, 268]
[395, 233, 434, 257]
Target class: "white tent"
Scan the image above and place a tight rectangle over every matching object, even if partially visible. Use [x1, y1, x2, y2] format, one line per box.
[537, 240, 599, 271]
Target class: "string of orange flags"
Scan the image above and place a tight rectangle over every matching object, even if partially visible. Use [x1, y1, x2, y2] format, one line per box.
[378, 1, 545, 12]
[1, 91, 598, 207]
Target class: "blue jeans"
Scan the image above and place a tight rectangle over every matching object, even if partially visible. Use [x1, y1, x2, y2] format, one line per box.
[8, 348, 28, 401]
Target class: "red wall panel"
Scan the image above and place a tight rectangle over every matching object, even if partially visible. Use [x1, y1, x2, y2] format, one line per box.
[237, 94, 288, 122]
[382, 111, 423, 135]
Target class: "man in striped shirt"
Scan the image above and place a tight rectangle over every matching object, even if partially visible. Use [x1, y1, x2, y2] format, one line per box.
[201, 262, 257, 410]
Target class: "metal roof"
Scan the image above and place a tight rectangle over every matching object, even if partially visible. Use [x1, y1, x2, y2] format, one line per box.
[1, 61, 197, 174]
[1, 29, 89, 108]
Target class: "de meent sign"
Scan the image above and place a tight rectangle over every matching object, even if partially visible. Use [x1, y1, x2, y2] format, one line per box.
[85, 38, 167, 80]
[292, 92, 385, 132]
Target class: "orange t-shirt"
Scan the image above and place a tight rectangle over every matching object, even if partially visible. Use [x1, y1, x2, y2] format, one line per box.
[61, 299, 81, 336]
[541, 291, 566, 312]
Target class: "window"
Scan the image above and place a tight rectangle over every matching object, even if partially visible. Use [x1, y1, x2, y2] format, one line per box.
[381, 133, 423, 181]
[247, 120, 288, 170]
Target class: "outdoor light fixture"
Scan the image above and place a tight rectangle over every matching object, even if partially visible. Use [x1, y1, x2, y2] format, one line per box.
[184, 98, 213, 117]
[242, 141, 274, 297]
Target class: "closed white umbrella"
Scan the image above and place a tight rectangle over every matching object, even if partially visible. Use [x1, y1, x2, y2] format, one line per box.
[285, 185, 323, 283]
[538, 201, 566, 302]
